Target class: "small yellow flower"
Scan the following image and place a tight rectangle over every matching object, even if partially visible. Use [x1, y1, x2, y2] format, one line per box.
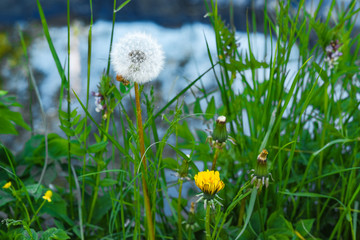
[194, 170, 225, 196]
[2, 181, 11, 189]
[42, 190, 53, 202]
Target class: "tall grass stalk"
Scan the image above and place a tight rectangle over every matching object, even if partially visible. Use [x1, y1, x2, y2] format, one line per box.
[81, 0, 93, 226]
[177, 179, 183, 240]
[66, 0, 74, 219]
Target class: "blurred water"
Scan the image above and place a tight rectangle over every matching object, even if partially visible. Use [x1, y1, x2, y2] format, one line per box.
[2, 20, 302, 153]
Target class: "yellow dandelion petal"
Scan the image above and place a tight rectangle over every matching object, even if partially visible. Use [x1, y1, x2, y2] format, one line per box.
[194, 170, 225, 196]
[2, 181, 11, 189]
[42, 190, 53, 202]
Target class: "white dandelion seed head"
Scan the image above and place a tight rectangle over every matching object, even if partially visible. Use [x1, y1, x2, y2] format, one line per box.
[110, 32, 165, 84]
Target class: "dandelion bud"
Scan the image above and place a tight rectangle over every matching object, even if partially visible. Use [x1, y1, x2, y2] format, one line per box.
[212, 116, 227, 142]
[111, 32, 164, 84]
[250, 149, 273, 189]
[207, 116, 230, 149]
[178, 159, 190, 179]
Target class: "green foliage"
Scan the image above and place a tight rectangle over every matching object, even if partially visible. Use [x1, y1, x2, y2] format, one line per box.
[40, 228, 70, 240]
[0, 91, 30, 135]
[1, 0, 359, 239]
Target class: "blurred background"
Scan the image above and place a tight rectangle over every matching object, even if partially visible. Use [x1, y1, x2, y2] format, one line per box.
[0, 0, 358, 153]
[0, 0, 269, 28]
[0, 0, 358, 219]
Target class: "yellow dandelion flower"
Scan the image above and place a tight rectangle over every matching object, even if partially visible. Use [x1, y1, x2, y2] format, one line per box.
[42, 190, 53, 202]
[2, 181, 11, 189]
[194, 170, 225, 209]
[194, 170, 225, 196]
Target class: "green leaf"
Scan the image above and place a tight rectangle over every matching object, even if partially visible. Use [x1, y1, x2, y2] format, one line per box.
[59, 125, 75, 137]
[279, 190, 346, 209]
[29, 134, 85, 159]
[22, 229, 38, 240]
[0, 190, 15, 207]
[92, 193, 112, 224]
[183, 103, 189, 115]
[88, 141, 108, 153]
[99, 178, 118, 187]
[40, 228, 70, 240]
[235, 188, 257, 240]
[36, 0, 68, 90]
[74, 118, 85, 135]
[267, 234, 291, 240]
[205, 97, 216, 120]
[58, 110, 68, 120]
[115, 0, 131, 12]
[4, 109, 30, 131]
[196, 130, 208, 143]
[42, 192, 73, 226]
[295, 219, 315, 237]
[72, 114, 81, 126]
[176, 121, 194, 142]
[70, 108, 77, 118]
[48, 135, 84, 157]
[0, 107, 30, 134]
[59, 118, 71, 128]
[167, 144, 190, 161]
[312, 62, 328, 83]
[0, 116, 17, 134]
[161, 157, 179, 171]
[26, 184, 45, 201]
[112, 86, 122, 100]
[266, 211, 293, 237]
[194, 98, 202, 116]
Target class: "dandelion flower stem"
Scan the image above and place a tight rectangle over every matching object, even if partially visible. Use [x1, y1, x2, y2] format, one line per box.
[134, 82, 155, 240]
[237, 196, 247, 227]
[211, 148, 220, 171]
[135, 83, 147, 172]
[177, 179, 183, 240]
[256, 197, 267, 240]
[205, 203, 211, 240]
[187, 227, 192, 240]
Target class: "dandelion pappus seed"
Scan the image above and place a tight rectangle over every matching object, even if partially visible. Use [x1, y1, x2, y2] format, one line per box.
[111, 32, 164, 84]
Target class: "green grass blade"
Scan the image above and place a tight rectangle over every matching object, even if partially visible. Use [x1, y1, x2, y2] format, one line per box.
[235, 187, 257, 240]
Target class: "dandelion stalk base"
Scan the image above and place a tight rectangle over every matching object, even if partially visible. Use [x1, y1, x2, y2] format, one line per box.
[135, 82, 155, 240]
